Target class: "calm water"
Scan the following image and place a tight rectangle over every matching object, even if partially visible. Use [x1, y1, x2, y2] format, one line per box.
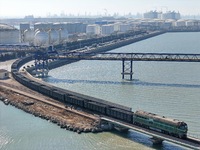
[1, 32, 200, 150]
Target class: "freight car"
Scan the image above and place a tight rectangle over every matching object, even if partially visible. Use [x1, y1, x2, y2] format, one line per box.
[133, 110, 188, 139]
[84, 100, 107, 114]
[107, 107, 133, 123]
[66, 95, 85, 107]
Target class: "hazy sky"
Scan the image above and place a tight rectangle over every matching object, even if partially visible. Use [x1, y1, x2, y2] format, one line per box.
[0, 0, 200, 18]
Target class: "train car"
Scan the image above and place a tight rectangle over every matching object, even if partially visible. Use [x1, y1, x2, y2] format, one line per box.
[106, 107, 133, 123]
[133, 110, 188, 138]
[28, 81, 40, 91]
[74, 92, 132, 112]
[66, 95, 85, 107]
[12, 72, 23, 81]
[19, 76, 31, 87]
[84, 101, 107, 114]
[51, 89, 65, 102]
[39, 85, 51, 96]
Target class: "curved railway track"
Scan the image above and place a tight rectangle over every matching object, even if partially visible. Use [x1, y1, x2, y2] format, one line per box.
[0, 81, 99, 121]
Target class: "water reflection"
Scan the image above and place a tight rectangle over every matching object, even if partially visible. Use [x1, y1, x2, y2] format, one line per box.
[44, 77, 200, 89]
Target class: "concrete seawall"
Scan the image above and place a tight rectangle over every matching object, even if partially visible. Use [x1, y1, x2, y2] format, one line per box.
[88, 31, 166, 53]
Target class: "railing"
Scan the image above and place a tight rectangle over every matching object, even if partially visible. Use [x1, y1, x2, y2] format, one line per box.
[56, 52, 200, 62]
[188, 132, 200, 139]
[0, 45, 40, 52]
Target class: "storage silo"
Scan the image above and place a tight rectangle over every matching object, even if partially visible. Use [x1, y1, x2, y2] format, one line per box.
[186, 20, 195, 26]
[49, 29, 59, 44]
[24, 29, 34, 44]
[175, 19, 186, 27]
[59, 29, 68, 43]
[0, 23, 19, 44]
[34, 30, 49, 46]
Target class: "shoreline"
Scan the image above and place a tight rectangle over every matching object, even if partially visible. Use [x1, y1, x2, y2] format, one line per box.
[0, 78, 105, 134]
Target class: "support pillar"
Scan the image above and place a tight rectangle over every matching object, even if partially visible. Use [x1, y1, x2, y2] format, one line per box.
[150, 136, 163, 145]
[122, 59, 125, 79]
[121, 59, 133, 80]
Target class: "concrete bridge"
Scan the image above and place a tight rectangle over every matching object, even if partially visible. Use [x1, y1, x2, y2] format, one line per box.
[101, 116, 200, 150]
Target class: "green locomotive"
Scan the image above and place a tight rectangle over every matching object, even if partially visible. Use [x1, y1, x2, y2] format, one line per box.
[133, 110, 188, 139]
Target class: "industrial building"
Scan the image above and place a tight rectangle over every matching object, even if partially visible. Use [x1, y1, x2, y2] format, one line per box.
[15, 18, 200, 46]
[0, 23, 19, 44]
[143, 11, 158, 19]
[86, 24, 101, 35]
[0, 69, 9, 79]
[119, 24, 131, 32]
[101, 24, 114, 35]
[143, 11, 181, 20]
[162, 11, 181, 20]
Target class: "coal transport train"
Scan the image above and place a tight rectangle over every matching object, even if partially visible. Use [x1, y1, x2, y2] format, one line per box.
[133, 110, 188, 138]
[11, 57, 188, 139]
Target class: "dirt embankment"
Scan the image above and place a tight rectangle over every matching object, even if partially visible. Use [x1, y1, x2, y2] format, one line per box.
[0, 78, 102, 134]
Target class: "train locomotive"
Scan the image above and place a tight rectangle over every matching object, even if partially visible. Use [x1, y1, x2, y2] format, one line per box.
[11, 57, 188, 139]
[133, 110, 188, 139]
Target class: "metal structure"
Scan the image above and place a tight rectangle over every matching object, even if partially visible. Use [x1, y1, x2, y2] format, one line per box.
[52, 52, 200, 80]
[0, 45, 40, 52]
[59, 52, 200, 62]
[34, 49, 49, 78]
[122, 59, 133, 80]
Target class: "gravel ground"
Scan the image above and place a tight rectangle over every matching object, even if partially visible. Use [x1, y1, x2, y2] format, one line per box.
[0, 76, 102, 134]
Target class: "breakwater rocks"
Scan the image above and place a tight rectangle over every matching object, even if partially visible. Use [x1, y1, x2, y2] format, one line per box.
[0, 87, 104, 134]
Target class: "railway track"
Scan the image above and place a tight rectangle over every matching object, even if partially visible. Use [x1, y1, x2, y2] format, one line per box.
[0, 81, 33, 94]
[0, 81, 100, 121]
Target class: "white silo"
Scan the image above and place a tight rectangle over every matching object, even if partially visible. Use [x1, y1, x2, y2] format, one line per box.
[49, 29, 59, 44]
[0, 23, 19, 44]
[186, 20, 195, 26]
[34, 30, 49, 46]
[175, 19, 186, 27]
[59, 29, 68, 43]
[24, 29, 34, 44]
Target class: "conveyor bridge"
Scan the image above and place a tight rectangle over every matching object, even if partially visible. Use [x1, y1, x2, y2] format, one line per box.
[51, 52, 200, 80]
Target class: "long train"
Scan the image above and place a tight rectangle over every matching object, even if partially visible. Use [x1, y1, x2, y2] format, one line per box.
[10, 56, 188, 139]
